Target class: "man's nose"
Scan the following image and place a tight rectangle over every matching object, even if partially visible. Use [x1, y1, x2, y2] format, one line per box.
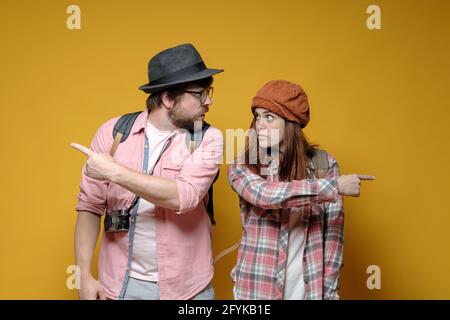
[203, 96, 212, 106]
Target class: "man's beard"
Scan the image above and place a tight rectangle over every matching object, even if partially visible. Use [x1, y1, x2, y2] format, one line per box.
[169, 104, 205, 131]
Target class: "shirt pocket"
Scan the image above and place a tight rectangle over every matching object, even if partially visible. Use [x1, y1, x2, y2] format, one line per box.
[161, 160, 183, 179]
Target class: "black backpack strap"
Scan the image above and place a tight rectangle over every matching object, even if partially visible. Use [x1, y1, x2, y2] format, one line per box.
[206, 170, 219, 226]
[187, 121, 210, 152]
[110, 111, 141, 157]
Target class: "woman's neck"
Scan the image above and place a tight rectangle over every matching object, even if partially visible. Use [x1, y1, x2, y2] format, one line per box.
[260, 145, 283, 164]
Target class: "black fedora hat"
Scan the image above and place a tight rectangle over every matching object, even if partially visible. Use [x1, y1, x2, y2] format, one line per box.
[139, 43, 224, 94]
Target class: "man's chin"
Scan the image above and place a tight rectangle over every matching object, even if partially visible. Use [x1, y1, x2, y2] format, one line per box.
[172, 117, 204, 131]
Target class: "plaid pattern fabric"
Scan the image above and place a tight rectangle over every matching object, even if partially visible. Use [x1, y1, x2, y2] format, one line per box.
[228, 152, 344, 300]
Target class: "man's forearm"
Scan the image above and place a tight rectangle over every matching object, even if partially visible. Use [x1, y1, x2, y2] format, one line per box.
[110, 165, 180, 210]
[75, 211, 101, 278]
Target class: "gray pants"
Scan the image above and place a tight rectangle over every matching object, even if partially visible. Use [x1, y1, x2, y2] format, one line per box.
[123, 277, 215, 300]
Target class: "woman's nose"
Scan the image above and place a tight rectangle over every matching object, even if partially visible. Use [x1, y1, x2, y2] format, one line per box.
[256, 120, 267, 131]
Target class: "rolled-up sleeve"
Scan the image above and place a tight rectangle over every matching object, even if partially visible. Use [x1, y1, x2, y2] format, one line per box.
[75, 119, 115, 215]
[174, 127, 224, 214]
[323, 154, 345, 299]
[227, 162, 339, 211]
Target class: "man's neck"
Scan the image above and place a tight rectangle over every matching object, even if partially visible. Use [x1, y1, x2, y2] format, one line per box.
[147, 108, 177, 132]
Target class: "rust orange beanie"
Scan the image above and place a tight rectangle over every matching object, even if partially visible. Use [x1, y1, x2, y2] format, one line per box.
[251, 80, 310, 128]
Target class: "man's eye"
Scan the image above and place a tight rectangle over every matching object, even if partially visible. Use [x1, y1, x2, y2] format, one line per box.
[266, 115, 274, 121]
[255, 114, 261, 120]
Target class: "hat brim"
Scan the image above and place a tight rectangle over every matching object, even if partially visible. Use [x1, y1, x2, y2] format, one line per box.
[138, 68, 224, 94]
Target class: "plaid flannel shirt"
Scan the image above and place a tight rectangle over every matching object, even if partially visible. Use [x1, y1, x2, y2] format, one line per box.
[228, 151, 344, 300]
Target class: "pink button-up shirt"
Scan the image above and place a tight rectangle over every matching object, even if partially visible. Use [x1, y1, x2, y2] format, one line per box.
[75, 109, 224, 300]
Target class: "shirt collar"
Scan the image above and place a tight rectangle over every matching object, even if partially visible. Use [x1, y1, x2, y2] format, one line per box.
[132, 109, 184, 138]
[131, 109, 150, 135]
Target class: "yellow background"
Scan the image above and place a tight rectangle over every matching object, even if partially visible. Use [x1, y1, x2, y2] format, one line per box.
[1, 0, 449, 299]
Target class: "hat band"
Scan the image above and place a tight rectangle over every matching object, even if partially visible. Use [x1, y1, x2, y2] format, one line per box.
[150, 62, 206, 86]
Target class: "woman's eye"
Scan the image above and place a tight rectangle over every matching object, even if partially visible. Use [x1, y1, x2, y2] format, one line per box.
[255, 115, 261, 120]
[266, 115, 274, 121]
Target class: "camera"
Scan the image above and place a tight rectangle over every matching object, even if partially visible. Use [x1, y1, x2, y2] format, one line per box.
[104, 209, 130, 232]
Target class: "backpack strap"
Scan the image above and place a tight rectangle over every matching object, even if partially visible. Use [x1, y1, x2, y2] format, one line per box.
[206, 171, 219, 226]
[213, 241, 240, 265]
[188, 122, 210, 152]
[311, 149, 329, 179]
[110, 111, 141, 157]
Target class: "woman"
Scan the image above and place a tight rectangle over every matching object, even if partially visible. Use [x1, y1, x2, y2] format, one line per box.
[228, 80, 374, 300]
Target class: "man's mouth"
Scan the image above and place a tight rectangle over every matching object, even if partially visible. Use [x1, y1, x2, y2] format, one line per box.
[198, 107, 209, 117]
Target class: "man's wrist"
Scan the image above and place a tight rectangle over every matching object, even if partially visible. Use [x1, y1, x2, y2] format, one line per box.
[109, 163, 126, 184]
[79, 268, 93, 281]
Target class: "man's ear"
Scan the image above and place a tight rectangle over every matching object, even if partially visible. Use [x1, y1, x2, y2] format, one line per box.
[161, 91, 175, 110]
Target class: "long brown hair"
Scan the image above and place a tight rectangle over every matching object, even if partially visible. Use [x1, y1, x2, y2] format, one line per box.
[243, 117, 317, 181]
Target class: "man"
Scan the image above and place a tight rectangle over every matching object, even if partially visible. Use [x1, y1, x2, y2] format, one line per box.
[71, 43, 224, 300]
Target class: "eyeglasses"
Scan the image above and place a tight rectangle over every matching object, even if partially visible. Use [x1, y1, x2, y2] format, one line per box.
[184, 87, 214, 104]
